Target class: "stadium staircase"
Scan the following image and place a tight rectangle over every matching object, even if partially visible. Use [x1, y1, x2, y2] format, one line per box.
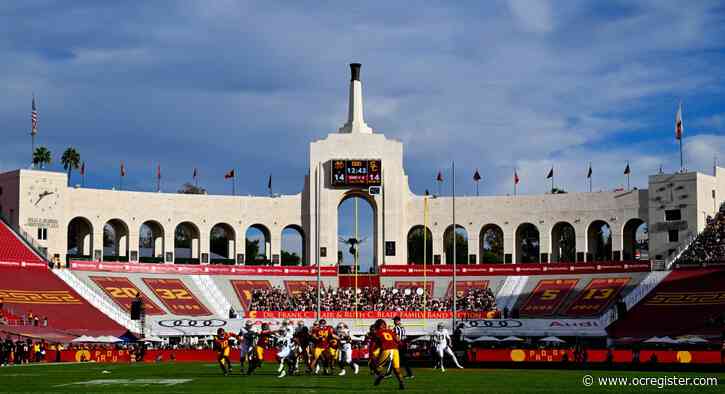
[190, 274, 231, 317]
[52, 268, 142, 333]
[494, 275, 528, 313]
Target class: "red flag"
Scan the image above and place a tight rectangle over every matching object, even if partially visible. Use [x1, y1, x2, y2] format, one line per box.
[675, 103, 683, 140]
[514, 170, 520, 185]
[156, 164, 161, 180]
[120, 162, 126, 177]
[436, 170, 443, 182]
[224, 169, 235, 179]
[80, 162, 85, 176]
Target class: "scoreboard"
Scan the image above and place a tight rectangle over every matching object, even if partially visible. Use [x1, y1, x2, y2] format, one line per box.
[331, 159, 381, 187]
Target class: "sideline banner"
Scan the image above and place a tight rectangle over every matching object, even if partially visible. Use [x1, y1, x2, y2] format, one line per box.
[461, 318, 606, 337]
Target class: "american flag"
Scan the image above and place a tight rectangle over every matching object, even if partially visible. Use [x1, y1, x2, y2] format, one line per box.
[31, 96, 38, 135]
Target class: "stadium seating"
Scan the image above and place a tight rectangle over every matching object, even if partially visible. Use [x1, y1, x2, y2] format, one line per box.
[0, 219, 44, 264]
[0, 220, 125, 334]
[675, 202, 725, 266]
[607, 267, 725, 337]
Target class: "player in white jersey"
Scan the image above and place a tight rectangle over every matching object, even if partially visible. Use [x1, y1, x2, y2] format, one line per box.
[238, 320, 255, 372]
[431, 323, 463, 372]
[335, 322, 360, 376]
[276, 320, 296, 376]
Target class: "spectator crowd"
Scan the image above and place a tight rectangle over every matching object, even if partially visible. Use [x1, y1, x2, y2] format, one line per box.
[248, 285, 497, 312]
[678, 203, 725, 264]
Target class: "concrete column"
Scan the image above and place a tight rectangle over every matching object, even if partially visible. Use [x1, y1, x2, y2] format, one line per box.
[164, 229, 175, 264]
[504, 231, 515, 264]
[271, 234, 282, 265]
[432, 234, 443, 264]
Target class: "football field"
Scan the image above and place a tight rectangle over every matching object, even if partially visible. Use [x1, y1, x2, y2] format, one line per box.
[0, 362, 722, 393]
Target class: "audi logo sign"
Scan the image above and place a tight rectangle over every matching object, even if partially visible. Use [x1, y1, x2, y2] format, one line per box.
[158, 319, 227, 328]
[464, 320, 523, 328]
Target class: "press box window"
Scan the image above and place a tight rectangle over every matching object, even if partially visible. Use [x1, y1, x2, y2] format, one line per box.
[667, 230, 679, 243]
[664, 209, 681, 221]
[37, 228, 48, 241]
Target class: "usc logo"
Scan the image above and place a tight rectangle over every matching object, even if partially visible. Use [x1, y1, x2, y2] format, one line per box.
[646, 291, 725, 305]
[0, 289, 82, 304]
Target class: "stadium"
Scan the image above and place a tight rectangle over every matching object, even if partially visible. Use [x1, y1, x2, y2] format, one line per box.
[0, 61, 723, 392]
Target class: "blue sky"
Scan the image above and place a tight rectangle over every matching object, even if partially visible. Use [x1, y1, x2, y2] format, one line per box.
[1, 1, 724, 267]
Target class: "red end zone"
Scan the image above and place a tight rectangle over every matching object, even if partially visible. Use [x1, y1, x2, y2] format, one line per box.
[90, 276, 165, 315]
[231, 280, 271, 311]
[519, 279, 578, 317]
[142, 278, 211, 316]
[564, 277, 629, 316]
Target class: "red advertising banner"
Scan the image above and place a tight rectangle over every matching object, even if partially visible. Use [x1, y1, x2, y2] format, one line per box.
[445, 280, 489, 298]
[90, 276, 165, 315]
[563, 277, 629, 316]
[284, 280, 318, 297]
[57, 348, 723, 365]
[467, 348, 723, 364]
[245, 310, 492, 319]
[393, 281, 434, 295]
[230, 280, 271, 311]
[142, 278, 211, 316]
[519, 279, 578, 317]
[67, 260, 651, 277]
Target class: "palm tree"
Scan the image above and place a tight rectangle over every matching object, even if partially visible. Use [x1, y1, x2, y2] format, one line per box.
[32, 146, 52, 169]
[60, 147, 81, 185]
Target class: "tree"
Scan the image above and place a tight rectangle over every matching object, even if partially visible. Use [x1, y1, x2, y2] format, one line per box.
[32, 146, 52, 169]
[245, 238, 260, 263]
[178, 182, 207, 194]
[281, 250, 300, 266]
[60, 147, 81, 186]
[481, 227, 503, 263]
[407, 226, 432, 264]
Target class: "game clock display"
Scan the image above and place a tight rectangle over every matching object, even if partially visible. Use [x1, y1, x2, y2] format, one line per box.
[331, 159, 382, 187]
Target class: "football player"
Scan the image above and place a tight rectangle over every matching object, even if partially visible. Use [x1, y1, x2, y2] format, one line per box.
[238, 320, 255, 372]
[214, 328, 237, 376]
[431, 323, 463, 372]
[336, 322, 360, 376]
[372, 319, 405, 390]
[310, 319, 334, 374]
[247, 322, 273, 375]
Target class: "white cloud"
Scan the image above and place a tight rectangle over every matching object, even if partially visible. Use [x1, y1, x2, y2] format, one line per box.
[507, 0, 554, 33]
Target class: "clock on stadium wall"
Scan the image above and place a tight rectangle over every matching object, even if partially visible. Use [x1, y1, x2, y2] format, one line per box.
[330, 159, 382, 187]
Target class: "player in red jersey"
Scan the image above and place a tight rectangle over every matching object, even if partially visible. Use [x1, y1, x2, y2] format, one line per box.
[365, 324, 380, 374]
[310, 319, 336, 374]
[372, 319, 405, 390]
[247, 323, 273, 375]
[213, 328, 237, 376]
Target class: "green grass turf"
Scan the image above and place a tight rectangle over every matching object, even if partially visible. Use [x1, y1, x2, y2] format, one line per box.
[0, 362, 722, 394]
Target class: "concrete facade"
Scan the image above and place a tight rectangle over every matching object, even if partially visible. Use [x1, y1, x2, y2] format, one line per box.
[1, 64, 723, 267]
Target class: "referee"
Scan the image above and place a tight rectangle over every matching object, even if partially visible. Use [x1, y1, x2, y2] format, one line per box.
[393, 316, 414, 379]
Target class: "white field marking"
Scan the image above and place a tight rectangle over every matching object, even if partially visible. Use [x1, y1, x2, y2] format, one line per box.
[0, 361, 95, 368]
[56, 379, 192, 387]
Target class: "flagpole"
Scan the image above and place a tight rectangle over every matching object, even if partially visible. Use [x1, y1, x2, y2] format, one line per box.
[679, 102, 684, 172]
[233, 170, 237, 196]
[679, 137, 683, 173]
[626, 161, 630, 191]
[451, 161, 457, 331]
[423, 193, 428, 320]
[315, 163, 320, 320]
